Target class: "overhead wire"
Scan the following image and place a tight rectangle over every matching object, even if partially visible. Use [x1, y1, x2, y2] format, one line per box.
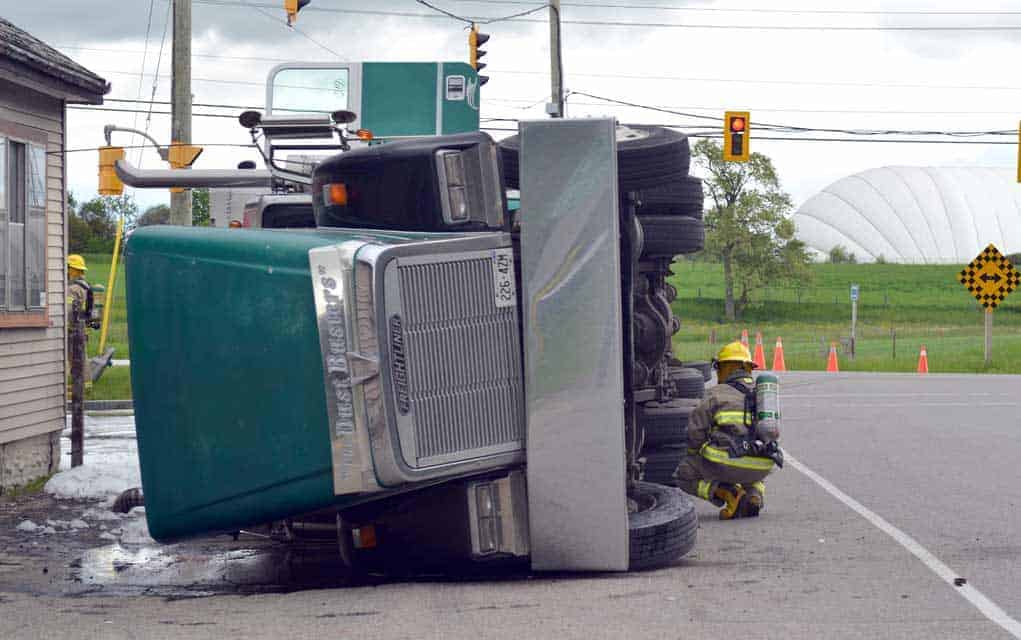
[237, 0, 345, 58]
[438, 0, 1021, 16]
[140, 0, 173, 166]
[129, 0, 157, 160]
[188, 0, 1021, 30]
[567, 91, 1016, 137]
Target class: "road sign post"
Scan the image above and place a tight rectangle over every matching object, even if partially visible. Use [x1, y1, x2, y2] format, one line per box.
[957, 244, 1020, 368]
[985, 308, 993, 367]
[850, 284, 859, 359]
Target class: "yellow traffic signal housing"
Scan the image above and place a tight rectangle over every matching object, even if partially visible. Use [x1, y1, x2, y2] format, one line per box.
[723, 111, 750, 162]
[168, 142, 203, 169]
[469, 24, 490, 87]
[98, 146, 125, 196]
[285, 0, 310, 25]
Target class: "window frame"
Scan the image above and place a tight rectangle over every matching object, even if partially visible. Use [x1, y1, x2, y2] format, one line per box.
[0, 119, 50, 329]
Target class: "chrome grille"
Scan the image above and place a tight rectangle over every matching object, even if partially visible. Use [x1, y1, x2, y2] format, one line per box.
[392, 254, 524, 465]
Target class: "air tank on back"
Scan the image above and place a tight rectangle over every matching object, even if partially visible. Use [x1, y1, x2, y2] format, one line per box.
[754, 372, 780, 444]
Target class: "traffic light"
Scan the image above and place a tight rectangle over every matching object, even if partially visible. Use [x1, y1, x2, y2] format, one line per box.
[469, 24, 490, 87]
[285, 0, 310, 25]
[168, 142, 203, 169]
[723, 111, 750, 162]
[98, 146, 125, 196]
[167, 142, 203, 194]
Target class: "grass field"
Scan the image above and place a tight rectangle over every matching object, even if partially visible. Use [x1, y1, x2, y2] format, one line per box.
[79, 253, 128, 401]
[667, 260, 1021, 373]
[80, 254, 1021, 400]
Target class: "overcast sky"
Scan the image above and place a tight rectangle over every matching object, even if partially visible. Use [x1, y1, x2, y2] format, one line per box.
[5, 0, 1020, 212]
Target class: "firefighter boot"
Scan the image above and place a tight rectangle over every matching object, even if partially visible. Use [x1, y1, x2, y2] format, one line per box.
[713, 483, 746, 520]
[738, 482, 764, 518]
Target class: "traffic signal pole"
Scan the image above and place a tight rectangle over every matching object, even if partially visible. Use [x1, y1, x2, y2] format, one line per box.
[171, 0, 193, 225]
[548, 0, 564, 118]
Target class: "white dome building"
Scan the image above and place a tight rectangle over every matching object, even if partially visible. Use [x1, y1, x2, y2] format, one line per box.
[792, 167, 1021, 263]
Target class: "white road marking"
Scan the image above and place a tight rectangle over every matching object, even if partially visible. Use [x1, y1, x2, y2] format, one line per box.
[787, 452, 1021, 639]
[785, 393, 1008, 399]
[788, 402, 1019, 409]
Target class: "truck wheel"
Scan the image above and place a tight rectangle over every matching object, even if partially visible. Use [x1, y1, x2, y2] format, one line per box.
[498, 125, 690, 192]
[629, 481, 697, 570]
[681, 360, 712, 382]
[638, 215, 704, 258]
[637, 176, 704, 219]
[668, 366, 705, 399]
[640, 446, 686, 484]
[640, 399, 697, 447]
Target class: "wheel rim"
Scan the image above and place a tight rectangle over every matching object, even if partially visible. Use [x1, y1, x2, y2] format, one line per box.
[631, 487, 658, 514]
[616, 125, 651, 143]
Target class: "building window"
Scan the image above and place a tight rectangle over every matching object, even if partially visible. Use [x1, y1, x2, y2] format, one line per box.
[0, 135, 47, 315]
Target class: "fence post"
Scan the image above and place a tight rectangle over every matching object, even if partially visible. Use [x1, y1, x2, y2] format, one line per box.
[70, 299, 85, 468]
[891, 327, 896, 360]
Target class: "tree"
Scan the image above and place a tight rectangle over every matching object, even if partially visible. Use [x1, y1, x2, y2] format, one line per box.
[192, 188, 210, 226]
[135, 204, 171, 227]
[68, 193, 137, 254]
[829, 245, 857, 264]
[693, 138, 811, 320]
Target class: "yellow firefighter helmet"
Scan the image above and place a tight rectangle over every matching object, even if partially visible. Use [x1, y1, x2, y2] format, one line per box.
[716, 341, 756, 368]
[67, 254, 88, 272]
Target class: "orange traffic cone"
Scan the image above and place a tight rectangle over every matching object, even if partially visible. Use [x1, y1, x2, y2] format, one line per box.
[917, 345, 929, 374]
[826, 342, 840, 372]
[741, 329, 749, 347]
[752, 332, 767, 369]
[771, 337, 787, 372]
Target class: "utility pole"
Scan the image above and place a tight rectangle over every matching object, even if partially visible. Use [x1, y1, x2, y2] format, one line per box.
[170, 0, 193, 225]
[548, 0, 564, 118]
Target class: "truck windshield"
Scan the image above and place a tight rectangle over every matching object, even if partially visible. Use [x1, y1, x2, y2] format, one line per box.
[271, 67, 350, 115]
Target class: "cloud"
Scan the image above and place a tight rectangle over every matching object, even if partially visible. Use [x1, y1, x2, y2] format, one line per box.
[8, 0, 1019, 210]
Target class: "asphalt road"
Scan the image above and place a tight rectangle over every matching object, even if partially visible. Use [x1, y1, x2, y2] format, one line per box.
[2, 372, 1020, 639]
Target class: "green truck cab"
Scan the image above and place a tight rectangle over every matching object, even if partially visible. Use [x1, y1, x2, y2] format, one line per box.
[115, 67, 707, 572]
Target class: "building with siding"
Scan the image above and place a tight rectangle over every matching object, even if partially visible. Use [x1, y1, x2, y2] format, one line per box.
[0, 19, 107, 491]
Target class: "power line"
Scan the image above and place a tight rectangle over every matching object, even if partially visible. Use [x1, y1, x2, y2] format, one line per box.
[413, 0, 549, 24]
[188, 0, 1021, 30]
[488, 68, 1021, 92]
[567, 91, 1016, 137]
[441, 0, 1021, 17]
[69, 47, 1021, 93]
[69, 106, 239, 119]
[140, 0, 173, 166]
[53, 143, 259, 156]
[237, 0, 345, 58]
[129, 0, 157, 158]
[108, 97, 263, 110]
[689, 134, 1017, 145]
[67, 45, 1021, 92]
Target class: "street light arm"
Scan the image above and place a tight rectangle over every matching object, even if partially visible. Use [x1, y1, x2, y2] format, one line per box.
[104, 125, 169, 161]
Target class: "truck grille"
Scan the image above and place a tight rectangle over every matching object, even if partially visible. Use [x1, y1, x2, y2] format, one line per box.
[391, 254, 524, 466]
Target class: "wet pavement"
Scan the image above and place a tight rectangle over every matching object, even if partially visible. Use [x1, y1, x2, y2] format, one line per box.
[2, 374, 1021, 639]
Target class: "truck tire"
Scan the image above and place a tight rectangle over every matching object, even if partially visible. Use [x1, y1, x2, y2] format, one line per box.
[639, 215, 704, 257]
[681, 360, 713, 382]
[668, 366, 705, 399]
[640, 399, 697, 447]
[498, 125, 690, 192]
[641, 446, 686, 484]
[629, 481, 697, 570]
[637, 176, 704, 219]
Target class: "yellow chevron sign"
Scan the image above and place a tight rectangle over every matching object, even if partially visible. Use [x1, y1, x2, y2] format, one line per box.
[958, 244, 1021, 310]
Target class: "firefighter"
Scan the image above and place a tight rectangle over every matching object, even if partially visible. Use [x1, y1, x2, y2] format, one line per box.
[66, 254, 95, 326]
[673, 341, 782, 519]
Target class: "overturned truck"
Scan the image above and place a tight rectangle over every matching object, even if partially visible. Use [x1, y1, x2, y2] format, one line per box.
[118, 112, 708, 572]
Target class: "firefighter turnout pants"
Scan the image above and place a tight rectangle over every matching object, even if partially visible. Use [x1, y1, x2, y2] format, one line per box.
[673, 445, 773, 502]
